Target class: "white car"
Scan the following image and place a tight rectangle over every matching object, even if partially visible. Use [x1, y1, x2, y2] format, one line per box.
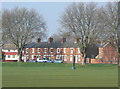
[37, 58, 47, 62]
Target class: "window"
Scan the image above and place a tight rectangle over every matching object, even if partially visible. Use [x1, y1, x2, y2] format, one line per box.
[26, 48, 28, 53]
[78, 55, 80, 61]
[31, 55, 34, 59]
[8, 55, 10, 58]
[56, 55, 60, 59]
[44, 48, 47, 53]
[70, 55, 73, 61]
[64, 55, 67, 61]
[64, 48, 66, 53]
[75, 55, 78, 61]
[50, 48, 53, 53]
[32, 48, 34, 53]
[78, 48, 80, 53]
[38, 48, 41, 53]
[57, 48, 60, 53]
[8, 49, 10, 52]
[12, 55, 15, 58]
[70, 48, 74, 53]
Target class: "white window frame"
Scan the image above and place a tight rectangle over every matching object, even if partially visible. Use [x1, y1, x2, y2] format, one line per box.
[70, 55, 73, 61]
[64, 48, 66, 53]
[57, 48, 60, 53]
[8, 49, 10, 52]
[44, 48, 47, 53]
[8, 55, 10, 58]
[12, 55, 15, 58]
[31, 55, 34, 59]
[56, 55, 60, 59]
[70, 48, 74, 53]
[78, 55, 81, 61]
[78, 48, 80, 53]
[38, 48, 41, 53]
[64, 55, 67, 61]
[26, 48, 28, 53]
[32, 48, 34, 53]
[75, 55, 78, 61]
[50, 48, 53, 53]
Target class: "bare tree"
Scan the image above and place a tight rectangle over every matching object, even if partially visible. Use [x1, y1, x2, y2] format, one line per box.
[51, 28, 74, 41]
[2, 7, 47, 62]
[100, 2, 119, 64]
[60, 3, 102, 65]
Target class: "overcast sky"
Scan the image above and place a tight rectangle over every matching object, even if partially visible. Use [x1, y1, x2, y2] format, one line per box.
[2, 2, 107, 38]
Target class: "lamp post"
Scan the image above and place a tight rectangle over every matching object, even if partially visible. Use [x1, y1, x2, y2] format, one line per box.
[72, 48, 76, 70]
[72, 56, 76, 70]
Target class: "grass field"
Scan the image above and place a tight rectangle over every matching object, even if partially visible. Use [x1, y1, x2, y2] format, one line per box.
[2, 62, 118, 87]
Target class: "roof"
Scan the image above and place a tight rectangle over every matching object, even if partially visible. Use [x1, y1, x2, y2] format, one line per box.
[2, 44, 17, 50]
[24, 41, 79, 48]
[99, 42, 109, 48]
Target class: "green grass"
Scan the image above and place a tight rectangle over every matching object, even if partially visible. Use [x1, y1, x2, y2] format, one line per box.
[2, 62, 118, 87]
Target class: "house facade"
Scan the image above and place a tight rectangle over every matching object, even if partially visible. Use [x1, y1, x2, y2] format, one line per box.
[2, 44, 18, 62]
[2, 38, 119, 64]
[95, 42, 119, 64]
[23, 38, 82, 63]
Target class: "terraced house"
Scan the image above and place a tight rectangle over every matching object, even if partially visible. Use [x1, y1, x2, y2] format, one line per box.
[2, 37, 119, 64]
[24, 37, 83, 63]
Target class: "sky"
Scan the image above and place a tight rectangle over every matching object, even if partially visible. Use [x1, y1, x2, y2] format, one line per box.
[2, 2, 107, 38]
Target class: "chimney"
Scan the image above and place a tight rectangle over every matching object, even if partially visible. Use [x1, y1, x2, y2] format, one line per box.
[36, 38, 41, 43]
[48, 37, 53, 43]
[100, 40, 105, 45]
[61, 38, 66, 43]
[74, 38, 79, 43]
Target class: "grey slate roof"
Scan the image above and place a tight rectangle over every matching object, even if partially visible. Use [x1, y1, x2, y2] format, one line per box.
[24, 41, 79, 48]
[2, 44, 17, 50]
[99, 42, 110, 47]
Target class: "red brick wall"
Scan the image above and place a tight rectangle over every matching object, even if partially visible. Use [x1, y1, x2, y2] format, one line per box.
[103, 44, 118, 64]
[24, 47, 82, 63]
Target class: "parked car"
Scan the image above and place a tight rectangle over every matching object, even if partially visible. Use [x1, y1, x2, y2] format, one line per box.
[29, 59, 36, 62]
[46, 59, 54, 63]
[37, 58, 47, 63]
[54, 59, 63, 63]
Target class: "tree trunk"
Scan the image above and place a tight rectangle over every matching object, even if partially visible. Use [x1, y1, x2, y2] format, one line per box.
[82, 53, 86, 65]
[118, 53, 120, 66]
[116, 47, 120, 66]
[17, 48, 22, 62]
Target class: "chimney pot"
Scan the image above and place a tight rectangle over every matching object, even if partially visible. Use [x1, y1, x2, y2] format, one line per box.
[74, 38, 79, 43]
[61, 38, 66, 43]
[36, 38, 41, 43]
[48, 37, 53, 43]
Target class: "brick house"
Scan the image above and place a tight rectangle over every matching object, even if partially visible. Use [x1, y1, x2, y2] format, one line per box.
[2, 44, 19, 62]
[2, 44, 25, 62]
[23, 37, 83, 63]
[23, 37, 99, 63]
[2, 38, 119, 64]
[95, 42, 119, 64]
